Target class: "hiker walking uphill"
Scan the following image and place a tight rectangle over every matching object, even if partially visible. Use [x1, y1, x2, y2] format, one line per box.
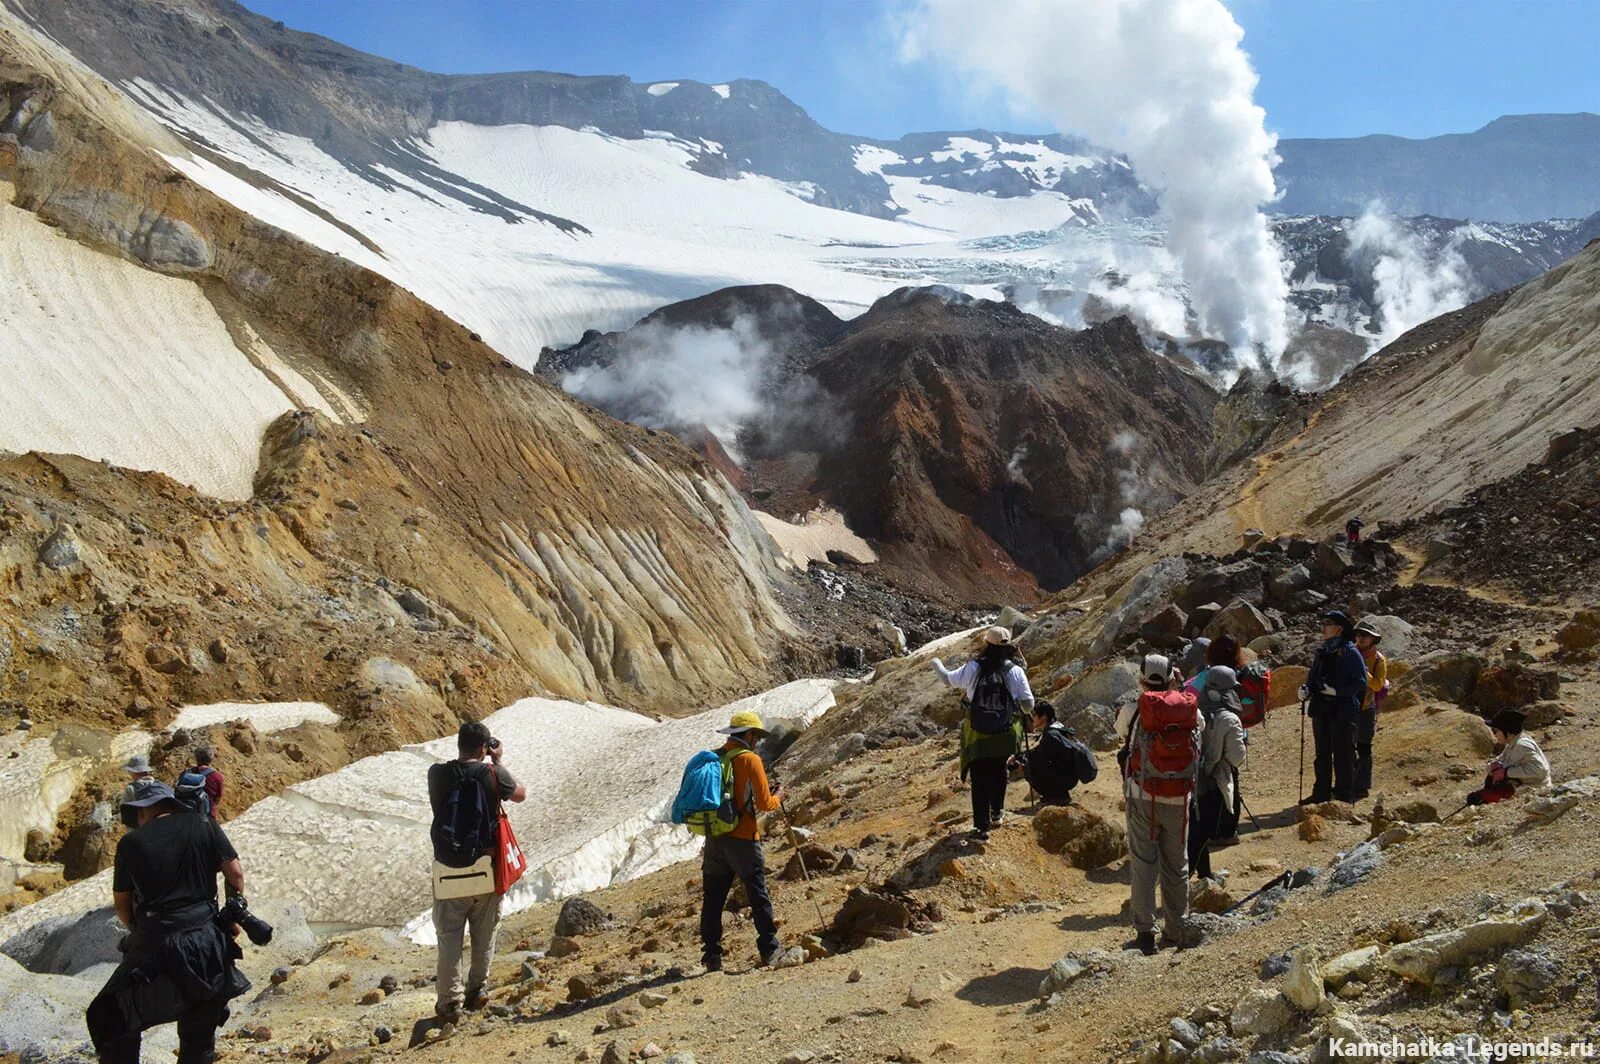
[1188, 666, 1246, 881]
[1352, 619, 1390, 799]
[1116, 653, 1203, 956]
[1008, 701, 1097, 806]
[679, 710, 802, 972]
[175, 747, 224, 819]
[427, 721, 526, 1021]
[86, 780, 251, 1064]
[1467, 710, 1552, 806]
[932, 626, 1033, 840]
[1301, 610, 1368, 805]
[119, 755, 153, 811]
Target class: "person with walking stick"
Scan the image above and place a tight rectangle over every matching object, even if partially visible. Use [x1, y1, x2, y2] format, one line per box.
[1300, 610, 1368, 805]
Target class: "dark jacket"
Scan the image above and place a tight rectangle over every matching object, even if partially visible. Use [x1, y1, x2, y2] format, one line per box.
[1022, 723, 1092, 799]
[1306, 636, 1368, 717]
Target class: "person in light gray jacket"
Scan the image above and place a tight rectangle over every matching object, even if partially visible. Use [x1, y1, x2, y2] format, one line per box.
[1189, 666, 1246, 880]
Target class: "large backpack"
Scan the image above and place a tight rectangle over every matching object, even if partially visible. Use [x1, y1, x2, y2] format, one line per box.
[969, 660, 1020, 735]
[671, 749, 743, 838]
[1043, 726, 1099, 784]
[174, 766, 214, 817]
[1126, 690, 1201, 798]
[433, 763, 495, 866]
[1236, 662, 1273, 728]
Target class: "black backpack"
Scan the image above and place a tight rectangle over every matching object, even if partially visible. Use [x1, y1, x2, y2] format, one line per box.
[969, 660, 1019, 735]
[1042, 726, 1099, 784]
[432, 763, 493, 866]
[174, 767, 214, 816]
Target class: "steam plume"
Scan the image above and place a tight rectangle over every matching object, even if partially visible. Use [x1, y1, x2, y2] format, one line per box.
[905, 0, 1291, 359]
[1347, 207, 1475, 348]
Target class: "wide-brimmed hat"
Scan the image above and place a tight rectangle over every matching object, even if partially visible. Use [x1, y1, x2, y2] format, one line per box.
[121, 779, 177, 809]
[1489, 710, 1526, 735]
[1352, 620, 1383, 641]
[717, 710, 768, 736]
[1321, 609, 1353, 629]
[982, 626, 1013, 646]
[122, 755, 152, 774]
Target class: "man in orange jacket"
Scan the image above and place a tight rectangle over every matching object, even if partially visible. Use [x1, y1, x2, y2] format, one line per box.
[698, 710, 801, 972]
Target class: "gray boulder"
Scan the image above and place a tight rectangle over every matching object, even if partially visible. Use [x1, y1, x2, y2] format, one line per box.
[1140, 604, 1189, 650]
[1355, 615, 1414, 658]
[37, 525, 82, 570]
[1179, 562, 1265, 612]
[1325, 841, 1383, 893]
[1267, 565, 1312, 604]
[554, 896, 613, 937]
[0, 950, 95, 1055]
[1283, 946, 1325, 1011]
[1060, 661, 1141, 714]
[1061, 703, 1120, 751]
[1204, 598, 1276, 644]
[1383, 899, 1548, 985]
[1, 907, 123, 975]
[1312, 543, 1353, 580]
[1230, 987, 1295, 1037]
[1495, 948, 1559, 1007]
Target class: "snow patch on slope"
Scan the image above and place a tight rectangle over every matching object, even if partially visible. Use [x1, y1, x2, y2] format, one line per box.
[167, 702, 340, 735]
[0, 200, 347, 499]
[646, 82, 679, 96]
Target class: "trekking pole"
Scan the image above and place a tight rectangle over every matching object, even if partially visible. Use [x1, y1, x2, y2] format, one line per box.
[1236, 794, 1265, 835]
[1297, 697, 1308, 806]
[1440, 800, 1473, 822]
[777, 797, 829, 930]
[1021, 728, 1037, 807]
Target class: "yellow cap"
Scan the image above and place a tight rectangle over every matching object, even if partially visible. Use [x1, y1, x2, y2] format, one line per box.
[717, 709, 767, 735]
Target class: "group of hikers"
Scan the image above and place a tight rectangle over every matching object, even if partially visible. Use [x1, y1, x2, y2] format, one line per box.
[84, 562, 1563, 1063]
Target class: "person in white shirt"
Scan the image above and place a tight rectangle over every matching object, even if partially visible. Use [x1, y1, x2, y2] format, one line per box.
[1468, 709, 1551, 805]
[932, 626, 1034, 840]
[1188, 666, 1247, 880]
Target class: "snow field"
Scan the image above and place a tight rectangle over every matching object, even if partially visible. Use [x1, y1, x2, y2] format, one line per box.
[0, 728, 151, 866]
[753, 507, 879, 569]
[0, 201, 347, 499]
[0, 682, 838, 949]
[167, 701, 341, 735]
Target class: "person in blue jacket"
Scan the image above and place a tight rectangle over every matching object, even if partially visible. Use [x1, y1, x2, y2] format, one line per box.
[1301, 609, 1369, 804]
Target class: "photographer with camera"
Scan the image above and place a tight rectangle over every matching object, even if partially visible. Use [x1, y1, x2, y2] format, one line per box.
[427, 720, 526, 1022]
[86, 779, 253, 1064]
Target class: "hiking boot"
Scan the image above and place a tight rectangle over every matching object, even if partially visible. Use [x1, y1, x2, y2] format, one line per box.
[464, 989, 490, 1012]
[990, 810, 1005, 826]
[701, 955, 722, 974]
[1133, 931, 1157, 956]
[760, 945, 804, 969]
[969, 829, 990, 842]
[434, 1002, 462, 1026]
[1299, 794, 1329, 806]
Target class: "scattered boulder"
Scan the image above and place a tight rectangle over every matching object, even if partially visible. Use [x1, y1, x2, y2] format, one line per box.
[1033, 806, 1124, 870]
[1268, 665, 1309, 710]
[1320, 946, 1380, 989]
[549, 935, 583, 958]
[996, 606, 1032, 636]
[1392, 651, 1485, 707]
[1189, 880, 1235, 914]
[780, 844, 840, 881]
[1382, 899, 1548, 985]
[1037, 949, 1118, 999]
[1422, 535, 1459, 563]
[1522, 776, 1600, 825]
[1061, 702, 1121, 751]
[1204, 598, 1275, 644]
[1178, 562, 1265, 612]
[554, 896, 612, 937]
[1495, 948, 1559, 1008]
[605, 1002, 644, 1029]
[1141, 605, 1189, 650]
[1267, 564, 1312, 604]
[1325, 841, 1383, 892]
[1187, 602, 1224, 636]
[831, 887, 916, 948]
[1521, 701, 1572, 728]
[1469, 664, 1560, 713]
[905, 971, 954, 1008]
[1297, 815, 1328, 843]
[1230, 987, 1295, 1038]
[1282, 947, 1325, 1011]
[1389, 800, 1439, 825]
[1555, 609, 1600, 658]
[1061, 661, 1141, 714]
[1311, 543, 1352, 581]
[36, 525, 82, 569]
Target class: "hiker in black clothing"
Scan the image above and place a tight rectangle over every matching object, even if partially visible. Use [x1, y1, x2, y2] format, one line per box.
[1301, 610, 1368, 804]
[1008, 701, 1096, 805]
[427, 720, 527, 1020]
[1345, 517, 1364, 545]
[932, 626, 1033, 840]
[86, 780, 250, 1064]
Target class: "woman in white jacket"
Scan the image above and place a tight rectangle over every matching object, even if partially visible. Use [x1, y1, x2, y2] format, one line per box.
[1189, 666, 1247, 880]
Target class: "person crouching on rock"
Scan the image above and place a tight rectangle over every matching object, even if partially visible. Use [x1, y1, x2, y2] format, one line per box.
[86, 780, 251, 1064]
[1468, 710, 1552, 806]
[1301, 610, 1368, 805]
[1189, 666, 1246, 881]
[1008, 701, 1096, 806]
[933, 626, 1033, 841]
[1116, 654, 1203, 955]
[698, 710, 802, 972]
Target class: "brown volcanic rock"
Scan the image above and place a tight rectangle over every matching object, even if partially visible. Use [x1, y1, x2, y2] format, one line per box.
[798, 293, 1216, 602]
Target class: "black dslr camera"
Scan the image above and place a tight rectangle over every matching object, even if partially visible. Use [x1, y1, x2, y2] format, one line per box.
[216, 895, 274, 946]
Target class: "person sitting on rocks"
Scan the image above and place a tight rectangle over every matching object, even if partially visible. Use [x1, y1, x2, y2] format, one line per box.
[1351, 619, 1389, 800]
[933, 626, 1032, 841]
[1008, 701, 1095, 806]
[1468, 710, 1551, 805]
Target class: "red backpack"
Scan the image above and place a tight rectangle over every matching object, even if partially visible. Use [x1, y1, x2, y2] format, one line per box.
[1236, 663, 1273, 729]
[1127, 690, 1201, 798]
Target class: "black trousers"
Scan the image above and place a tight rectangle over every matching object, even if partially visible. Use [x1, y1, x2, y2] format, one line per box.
[1311, 711, 1359, 801]
[1188, 780, 1241, 880]
[1354, 709, 1377, 794]
[968, 757, 1009, 831]
[87, 966, 228, 1064]
[700, 835, 778, 963]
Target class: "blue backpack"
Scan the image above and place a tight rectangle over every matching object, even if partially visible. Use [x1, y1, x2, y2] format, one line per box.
[174, 767, 214, 817]
[671, 750, 742, 837]
[432, 763, 494, 866]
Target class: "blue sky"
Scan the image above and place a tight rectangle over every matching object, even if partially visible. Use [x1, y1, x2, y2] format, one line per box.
[241, 1, 1600, 141]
